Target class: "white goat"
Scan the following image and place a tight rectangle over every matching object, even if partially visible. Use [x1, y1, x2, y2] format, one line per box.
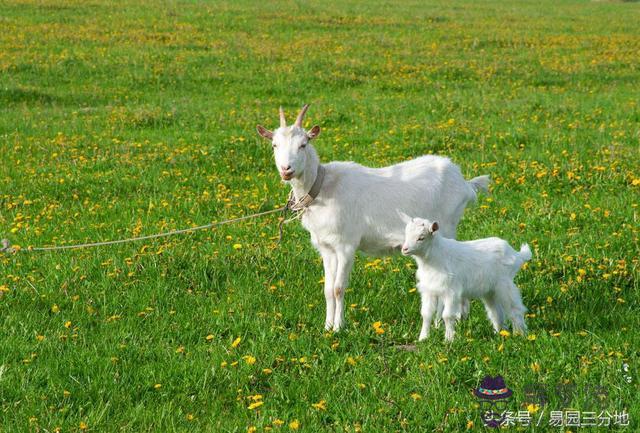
[257, 104, 490, 331]
[399, 214, 531, 341]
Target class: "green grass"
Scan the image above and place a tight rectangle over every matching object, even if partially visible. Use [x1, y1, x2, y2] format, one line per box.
[1, 0, 639, 431]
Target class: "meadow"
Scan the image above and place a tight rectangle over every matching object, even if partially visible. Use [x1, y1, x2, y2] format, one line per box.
[0, 0, 639, 431]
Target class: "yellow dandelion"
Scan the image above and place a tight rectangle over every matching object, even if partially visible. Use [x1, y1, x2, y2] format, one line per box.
[312, 400, 327, 411]
[205, 334, 214, 341]
[410, 392, 422, 401]
[289, 419, 300, 430]
[79, 421, 88, 430]
[527, 403, 540, 414]
[243, 355, 256, 365]
[372, 321, 385, 334]
[248, 401, 264, 410]
[499, 330, 511, 337]
[233, 243, 242, 250]
[231, 337, 242, 348]
[154, 383, 162, 390]
[51, 304, 60, 313]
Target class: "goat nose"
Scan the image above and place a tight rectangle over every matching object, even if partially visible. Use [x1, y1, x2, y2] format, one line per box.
[281, 165, 291, 172]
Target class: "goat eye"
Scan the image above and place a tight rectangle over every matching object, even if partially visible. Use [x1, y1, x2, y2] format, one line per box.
[417, 235, 425, 241]
[300, 143, 307, 149]
[272, 143, 277, 148]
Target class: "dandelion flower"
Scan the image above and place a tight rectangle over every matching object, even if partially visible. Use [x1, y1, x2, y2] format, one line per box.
[527, 403, 540, 414]
[289, 419, 300, 430]
[372, 321, 385, 334]
[248, 401, 264, 410]
[312, 400, 327, 411]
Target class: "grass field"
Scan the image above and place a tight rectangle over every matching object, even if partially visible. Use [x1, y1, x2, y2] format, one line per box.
[1, 0, 639, 431]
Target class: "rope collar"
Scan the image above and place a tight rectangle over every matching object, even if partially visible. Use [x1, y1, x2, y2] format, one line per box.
[287, 164, 325, 212]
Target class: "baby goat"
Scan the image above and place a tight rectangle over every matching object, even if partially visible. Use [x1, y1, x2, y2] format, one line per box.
[400, 213, 531, 341]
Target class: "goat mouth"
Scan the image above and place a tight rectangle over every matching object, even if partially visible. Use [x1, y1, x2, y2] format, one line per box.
[280, 172, 295, 180]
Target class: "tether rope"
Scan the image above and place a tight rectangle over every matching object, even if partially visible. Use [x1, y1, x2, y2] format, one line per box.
[1, 206, 287, 253]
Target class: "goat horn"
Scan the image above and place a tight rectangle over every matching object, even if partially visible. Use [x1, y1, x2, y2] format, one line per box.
[294, 104, 310, 128]
[279, 106, 287, 128]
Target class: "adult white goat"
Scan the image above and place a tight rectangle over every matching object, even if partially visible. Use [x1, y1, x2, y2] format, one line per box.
[257, 104, 490, 331]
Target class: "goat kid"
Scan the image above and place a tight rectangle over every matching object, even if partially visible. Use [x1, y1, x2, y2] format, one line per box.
[257, 104, 490, 331]
[400, 213, 531, 341]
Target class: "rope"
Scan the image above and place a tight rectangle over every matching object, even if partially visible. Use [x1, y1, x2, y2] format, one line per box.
[1, 207, 286, 253]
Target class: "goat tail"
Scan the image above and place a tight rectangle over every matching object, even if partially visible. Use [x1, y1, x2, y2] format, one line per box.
[468, 175, 490, 194]
[518, 243, 532, 263]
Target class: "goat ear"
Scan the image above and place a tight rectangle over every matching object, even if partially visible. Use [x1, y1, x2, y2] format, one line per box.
[430, 222, 439, 233]
[397, 210, 412, 225]
[307, 125, 320, 140]
[256, 125, 273, 140]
